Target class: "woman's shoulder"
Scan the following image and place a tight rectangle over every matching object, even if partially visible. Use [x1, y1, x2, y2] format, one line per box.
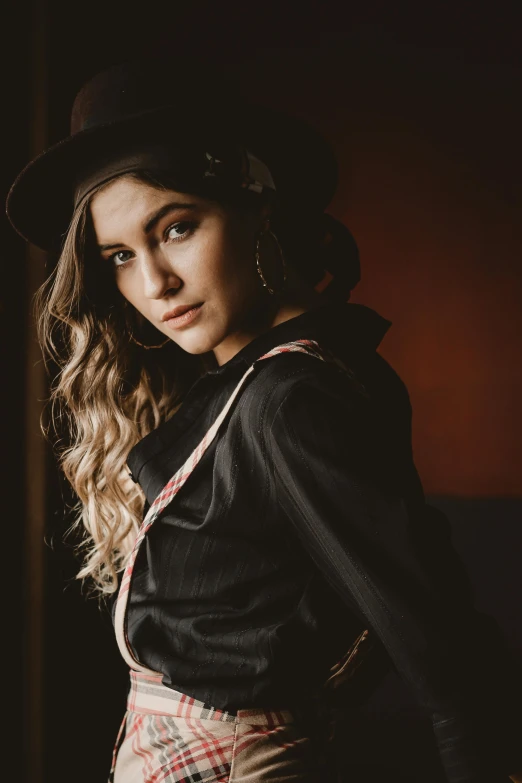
[237, 347, 370, 430]
[253, 346, 354, 392]
[235, 334, 415, 443]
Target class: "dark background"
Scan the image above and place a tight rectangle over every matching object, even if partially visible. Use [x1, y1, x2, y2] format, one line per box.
[2, 2, 521, 781]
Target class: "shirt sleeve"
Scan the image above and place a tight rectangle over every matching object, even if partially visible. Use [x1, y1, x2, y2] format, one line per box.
[266, 365, 522, 783]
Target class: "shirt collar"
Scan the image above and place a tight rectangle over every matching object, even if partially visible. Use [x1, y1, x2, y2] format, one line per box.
[127, 300, 392, 483]
[203, 300, 392, 379]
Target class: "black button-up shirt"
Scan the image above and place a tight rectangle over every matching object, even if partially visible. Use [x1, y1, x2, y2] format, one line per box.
[124, 301, 522, 782]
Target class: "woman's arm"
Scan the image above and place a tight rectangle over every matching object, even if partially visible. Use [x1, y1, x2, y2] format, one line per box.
[265, 367, 522, 783]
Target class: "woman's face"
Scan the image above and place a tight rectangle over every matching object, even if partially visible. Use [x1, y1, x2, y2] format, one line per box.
[90, 175, 272, 364]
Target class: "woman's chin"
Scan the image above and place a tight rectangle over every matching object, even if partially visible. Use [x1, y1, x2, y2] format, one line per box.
[175, 329, 224, 357]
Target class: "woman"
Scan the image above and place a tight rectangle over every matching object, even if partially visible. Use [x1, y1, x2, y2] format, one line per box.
[7, 58, 522, 783]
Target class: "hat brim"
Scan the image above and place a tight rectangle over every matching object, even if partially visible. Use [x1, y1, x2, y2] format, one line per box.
[6, 101, 338, 253]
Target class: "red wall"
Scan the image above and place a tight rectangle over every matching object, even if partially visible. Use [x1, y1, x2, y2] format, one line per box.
[347, 128, 522, 497]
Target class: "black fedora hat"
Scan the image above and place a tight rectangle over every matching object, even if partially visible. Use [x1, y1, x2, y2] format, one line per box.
[6, 57, 339, 253]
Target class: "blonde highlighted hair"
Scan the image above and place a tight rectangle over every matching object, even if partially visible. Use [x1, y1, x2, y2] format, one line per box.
[36, 174, 210, 596]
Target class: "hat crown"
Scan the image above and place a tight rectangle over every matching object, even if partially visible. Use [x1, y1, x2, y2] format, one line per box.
[70, 59, 240, 136]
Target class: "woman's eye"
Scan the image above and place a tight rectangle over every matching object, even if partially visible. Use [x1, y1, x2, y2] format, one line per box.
[165, 221, 194, 242]
[110, 250, 133, 267]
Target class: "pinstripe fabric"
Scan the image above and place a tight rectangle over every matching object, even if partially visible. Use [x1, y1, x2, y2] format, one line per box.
[114, 338, 329, 673]
[121, 302, 391, 710]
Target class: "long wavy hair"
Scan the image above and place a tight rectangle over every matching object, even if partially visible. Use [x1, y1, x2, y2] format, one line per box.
[36, 171, 219, 596]
[36, 168, 360, 597]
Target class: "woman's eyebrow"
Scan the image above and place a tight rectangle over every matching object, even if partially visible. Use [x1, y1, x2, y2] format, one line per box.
[98, 201, 199, 251]
[143, 201, 199, 234]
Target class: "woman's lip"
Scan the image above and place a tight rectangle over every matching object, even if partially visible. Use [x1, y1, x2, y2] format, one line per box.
[163, 303, 203, 330]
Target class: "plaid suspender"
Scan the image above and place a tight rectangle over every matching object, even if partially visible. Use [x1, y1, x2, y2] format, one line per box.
[113, 338, 328, 672]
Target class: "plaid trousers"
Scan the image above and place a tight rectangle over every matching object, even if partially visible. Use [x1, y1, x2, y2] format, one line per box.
[109, 671, 338, 783]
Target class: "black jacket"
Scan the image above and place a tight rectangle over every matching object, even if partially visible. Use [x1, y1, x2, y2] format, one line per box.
[125, 301, 522, 783]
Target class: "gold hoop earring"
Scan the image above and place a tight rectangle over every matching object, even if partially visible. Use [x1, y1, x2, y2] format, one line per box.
[255, 228, 287, 296]
[122, 299, 171, 349]
[128, 331, 171, 350]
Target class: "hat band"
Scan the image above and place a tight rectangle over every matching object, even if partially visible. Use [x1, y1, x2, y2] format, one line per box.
[73, 144, 276, 208]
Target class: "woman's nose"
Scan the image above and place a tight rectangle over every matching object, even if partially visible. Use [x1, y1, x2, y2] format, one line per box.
[141, 251, 182, 299]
